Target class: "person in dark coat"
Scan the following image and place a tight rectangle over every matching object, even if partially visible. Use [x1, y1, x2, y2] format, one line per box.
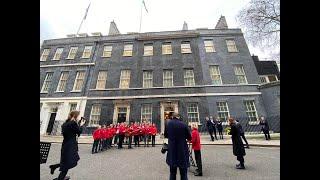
[259, 116, 271, 140]
[209, 116, 218, 140]
[205, 117, 215, 141]
[228, 117, 246, 169]
[49, 111, 86, 180]
[164, 113, 192, 180]
[236, 120, 249, 148]
[216, 117, 224, 139]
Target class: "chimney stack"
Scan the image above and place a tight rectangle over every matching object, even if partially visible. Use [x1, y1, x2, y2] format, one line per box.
[108, 20, 120, 35]
[182, 21, 188, 30]
[215, 15, 228, 29]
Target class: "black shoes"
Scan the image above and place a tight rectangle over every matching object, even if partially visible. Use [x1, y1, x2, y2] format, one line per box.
[49, 165, 56, 175]
[236, 164, 245, 169]
[194, 172, 203, 176]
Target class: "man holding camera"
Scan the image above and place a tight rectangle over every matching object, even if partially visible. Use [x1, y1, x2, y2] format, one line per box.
[164, 113, 191, 180]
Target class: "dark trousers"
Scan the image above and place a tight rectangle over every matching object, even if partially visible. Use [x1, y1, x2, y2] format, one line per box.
[194, 150, 202, 173]
[169, 166, 188, 180]
[212, 127, 218, 140]
[128, 136, 132, 148]
[151, 135, 156, 147]
[98, 139, 103, 151]
[240, 133, 249, 147]
[92, 140, 99, 153]
[218, 130, 223, 139]
[118, 134, 124, 148]
[263, 130, 271, 140]
[237, 155, 245, 166]
[208, 130, 214, 141]
[134, 135, 140, 146]
[144, 135, 150, 147]
[114, 134, 119, 144]
[50, 163, 68, 180]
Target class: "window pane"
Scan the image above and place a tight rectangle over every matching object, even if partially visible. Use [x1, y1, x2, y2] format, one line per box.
[102, 46, 112, 57]
[184, 69, 195, 86]
[226, 40, 238, 52]
[56, 72, 69, 92]
[96, 71, 107, 89]
[181, 42, 192, 53]
[209, 66, 222, 85]
[120, 70, 131, 88]
[143, 71, 153, 88]
[163, 70, 173, 87]
[53, 48, 63, 60]
[90, 105, 101, 126]
[123, 44, 133, 56]
[82, 46, 92, 58]
[40, 49, 50, 61]
[187, 103, 199, 123]
[244, 100, 258, 122]
[144, 44, 153, 56]
[73, 71, 85, 91]
[141, 104, 152, 122]
[162, 44, 172, 55]
[41, 72, 54, 93]
[204, 40, 215, 52]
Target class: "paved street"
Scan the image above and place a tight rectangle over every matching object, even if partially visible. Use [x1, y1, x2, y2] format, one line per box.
[41, 143, 279, 180]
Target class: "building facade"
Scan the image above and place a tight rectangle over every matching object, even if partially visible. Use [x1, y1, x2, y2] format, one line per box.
[40, 16, 279, 135]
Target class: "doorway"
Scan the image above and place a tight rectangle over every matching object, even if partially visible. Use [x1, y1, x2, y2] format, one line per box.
[117, 107, 127, 123]
[46, 112, 56, 135]
[160, 101, 178, 133]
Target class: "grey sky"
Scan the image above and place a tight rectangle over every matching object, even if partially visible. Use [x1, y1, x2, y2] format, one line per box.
[40, 0, 278, 59]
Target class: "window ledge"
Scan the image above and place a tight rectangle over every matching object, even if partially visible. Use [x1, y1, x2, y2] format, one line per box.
[248, 121, 260, 125]
[228, 51, 239, 53]
[52, 59, 60, 61]
[55, 91, 65, 93]
[66, 58, 75, 60]
[81, 57, 90, 59]
[40, 92, 48, 94]
[101, 56, 111, 58]
[70, 90, 82, 93]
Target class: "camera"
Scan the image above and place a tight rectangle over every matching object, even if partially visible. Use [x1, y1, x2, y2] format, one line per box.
[161, 143, 168, 154]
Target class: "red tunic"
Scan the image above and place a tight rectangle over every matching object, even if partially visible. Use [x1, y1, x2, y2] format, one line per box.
[92, 128, 101, 140]
[118, 125, 126, 135]
[150, 126, 158, 135]
[191, 128, 201, 150]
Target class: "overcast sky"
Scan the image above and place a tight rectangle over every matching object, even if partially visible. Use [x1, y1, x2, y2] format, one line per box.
[40, 0, 278, 59]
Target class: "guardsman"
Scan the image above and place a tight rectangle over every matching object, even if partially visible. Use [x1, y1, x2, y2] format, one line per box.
[134, 122, 141, 147]
[127, 122, 134, 149]
[92, 125, 101, 154]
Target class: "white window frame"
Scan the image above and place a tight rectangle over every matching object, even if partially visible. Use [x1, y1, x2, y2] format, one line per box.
[141, 104, 152, 123]
[181, 42, 192, 54]
[52, 48, 63, 60]
[209, 65, 222, 85]
[204, 40, 216, 53]
[234, 65, 248, 84]
[69, 103, 78, 112]
[40, 49, 50, 61]
[89, 104, 101, 126]
[143, 71, 153, 88]
[216, 102, 230, 122]
[260, 76, 268, 83]
[226, 40, 238, 52]
[244, 100, 259, 122]
[102, 45, 112, 57]
[187, 103, 200, 124]
[162, 43, 172, 55]
[144, 44, 153, 56]
[95, 71, 108, 89]
[119, 70, 131, 89]
[82, 46, 93, 58]
[41, 72, 54, 93]
[67, 47, 78, 59]
[56, 72, 69, 92]
[123, 44, 133, 57]
[184, 69, 195, 86]
[260, 75, 279, 84]
[163, 70, 173, 87]
[72, 71, 86, 92]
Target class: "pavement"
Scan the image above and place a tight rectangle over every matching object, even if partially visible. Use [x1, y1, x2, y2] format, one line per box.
[40, 143, 280, 180]
[40, 133, 280, 147]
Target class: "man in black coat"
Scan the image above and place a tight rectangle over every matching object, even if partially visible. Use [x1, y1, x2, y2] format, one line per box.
[236, 120, 249, 148]
[164, 113, 192, 180]
[216, 117, 224, 139]
[209, 116, 218, 140]
[228, 117, 246, 169]
[259, 116, 271, 140]
[205, 117, 215, 141]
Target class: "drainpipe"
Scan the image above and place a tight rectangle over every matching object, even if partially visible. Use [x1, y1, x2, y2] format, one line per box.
[79, 40, 99, 134]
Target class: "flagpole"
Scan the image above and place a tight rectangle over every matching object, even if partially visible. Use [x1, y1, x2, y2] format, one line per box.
[139, 1, 143, 33]
[77, 1, 91, 35]
[77, 18, 85, 35]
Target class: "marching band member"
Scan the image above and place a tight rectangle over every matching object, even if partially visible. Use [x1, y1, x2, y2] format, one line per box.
[133, 122, 140, 147]
[145, 122, 151, 147]
[92, 125, 101, 154]
[99, 125, 106, 151]
[127, 122, 134, 149]
[118, 123, 126, 149]
[109, 124, 116, 147]
[114, 124, 119, 146]
[105, 125, 112, 149]
[141, 121, 147, 147]
[150, 123, 158, 147]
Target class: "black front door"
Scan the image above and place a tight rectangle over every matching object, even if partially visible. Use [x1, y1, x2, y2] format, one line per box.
[117, 113, 126, 123]
[46, 113, 56, 134]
